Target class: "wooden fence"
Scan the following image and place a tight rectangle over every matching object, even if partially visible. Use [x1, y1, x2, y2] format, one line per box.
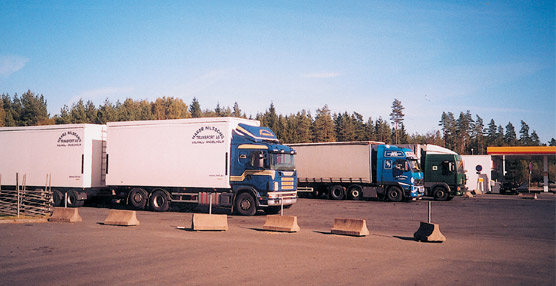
[0, 174, 53, 217]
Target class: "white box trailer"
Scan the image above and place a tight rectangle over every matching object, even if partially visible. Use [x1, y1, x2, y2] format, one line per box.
[0, 124, 106, 206]
[106, 118, 298, 214]
[106, 118, 248, 188]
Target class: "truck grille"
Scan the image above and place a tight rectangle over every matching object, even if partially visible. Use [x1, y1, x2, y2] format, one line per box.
[281, 177, 295, 190]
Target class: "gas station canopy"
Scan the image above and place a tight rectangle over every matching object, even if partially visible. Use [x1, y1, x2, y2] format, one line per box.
[487, 146, 556, 159]
[487, 146, 556, 192]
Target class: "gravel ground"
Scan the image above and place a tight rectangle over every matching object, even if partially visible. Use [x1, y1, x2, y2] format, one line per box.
[1, 193, 554, 286]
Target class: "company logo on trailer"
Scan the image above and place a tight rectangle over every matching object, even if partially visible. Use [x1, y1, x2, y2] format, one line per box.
[57, 131, 82, 147]
[192, 126, 225, 145]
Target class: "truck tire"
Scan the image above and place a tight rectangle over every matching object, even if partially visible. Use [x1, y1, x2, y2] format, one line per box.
[433, 186, 449, 201]
[235, 192, 256, 216]
[386, 187, 403, 202]
[149, 190, 170, 212]
[52, 190, 63, 207]
[128, 188, 148, 210]
[66, 191, 82, 207]
[329, 185, 345, 200]
[348, 185, 362, 200]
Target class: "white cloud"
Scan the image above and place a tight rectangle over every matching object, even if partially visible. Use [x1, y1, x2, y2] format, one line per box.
[0, 55, 29, 76]
[302, 72, 341, 79]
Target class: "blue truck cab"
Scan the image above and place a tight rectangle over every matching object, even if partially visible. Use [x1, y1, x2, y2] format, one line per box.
[229, 123, 297, 215]
[375, 145, 424, 201]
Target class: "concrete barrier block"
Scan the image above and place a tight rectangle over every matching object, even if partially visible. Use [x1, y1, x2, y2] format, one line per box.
[103, 210, 140, 226]
[191, 214, 228, 231]
[518, 193, 537, 200]
[414, 222, 446, 242]
[330, 218, 369, 237]
[49, 207, 82, 223]
[463, 191, 474, 198]
[263, 215, 300, 232]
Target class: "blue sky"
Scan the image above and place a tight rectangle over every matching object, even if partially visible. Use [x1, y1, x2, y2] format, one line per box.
[1, 0, 554, 142]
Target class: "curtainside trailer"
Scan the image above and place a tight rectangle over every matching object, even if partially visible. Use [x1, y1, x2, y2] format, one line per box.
[289, 142, 424, 201]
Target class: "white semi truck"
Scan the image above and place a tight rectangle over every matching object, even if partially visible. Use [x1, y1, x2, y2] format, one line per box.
[0, 118, 298, 215]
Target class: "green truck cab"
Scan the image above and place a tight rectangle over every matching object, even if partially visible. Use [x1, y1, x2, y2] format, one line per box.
[400, 144, 467, 201]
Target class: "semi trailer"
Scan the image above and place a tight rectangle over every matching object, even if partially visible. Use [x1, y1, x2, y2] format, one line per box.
[399, 144, 466, 200]
[0, 117, 297, 215]
[289, 142, 424, 201]
[0, 124, 106, 207]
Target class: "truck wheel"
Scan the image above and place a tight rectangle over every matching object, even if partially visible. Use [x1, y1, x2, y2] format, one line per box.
[329, 185, 345, 200]
[149, 190, 170, 212]
[66, 191, 81, 207]
[52, 190, 63, 207]
[348, 185, 362, 200]
[386, 187, 403, 202]
[311, 189, 321, 198]
[235, 192, 256, 216]
[128, 188, 148, 210]
[433, 187, 449, 201]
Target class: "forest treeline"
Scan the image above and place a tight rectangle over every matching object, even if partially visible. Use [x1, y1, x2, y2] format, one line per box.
[2, 90, 555, 157]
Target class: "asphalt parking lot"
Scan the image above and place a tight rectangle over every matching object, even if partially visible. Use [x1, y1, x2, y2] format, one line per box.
[1, 193, 554, 286]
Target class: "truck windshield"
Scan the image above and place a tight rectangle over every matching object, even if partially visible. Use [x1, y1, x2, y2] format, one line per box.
[457, 159, 465, 173]
[408, 159, 421, 172]
[270, 153, 295, 171]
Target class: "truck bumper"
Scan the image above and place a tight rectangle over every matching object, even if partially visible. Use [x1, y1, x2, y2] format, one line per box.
[410, 186, 425, 198]
[263, 191, 298, 206]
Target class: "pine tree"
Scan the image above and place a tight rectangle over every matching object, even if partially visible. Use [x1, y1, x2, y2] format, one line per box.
[232, 102, 242, 117]
[375, 117, 392, 144]
[189, 97, 202, 118]
[389, 99, 405, 144]
[312, 105, 336, 142]
[20, 90, 49, 126]
[496, 125, 505, 146]
[439, 112, 457, 150]
[530, 131, 540, 146]
[214, 102, 223, 117]
[519, 120, 531, 146]
[504, 122, 518, 146]
[0, 104, 4, 127]
[97, 99, 118, 124]
[486, 119, 497, 146]
[294, 110, 313, 143]
[472, 115, 485, 154]
[261, 103, 279, 133]
[70, 99, 88, 123]
[455, 111, 474, 154]
[365, 117, 376, 141]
